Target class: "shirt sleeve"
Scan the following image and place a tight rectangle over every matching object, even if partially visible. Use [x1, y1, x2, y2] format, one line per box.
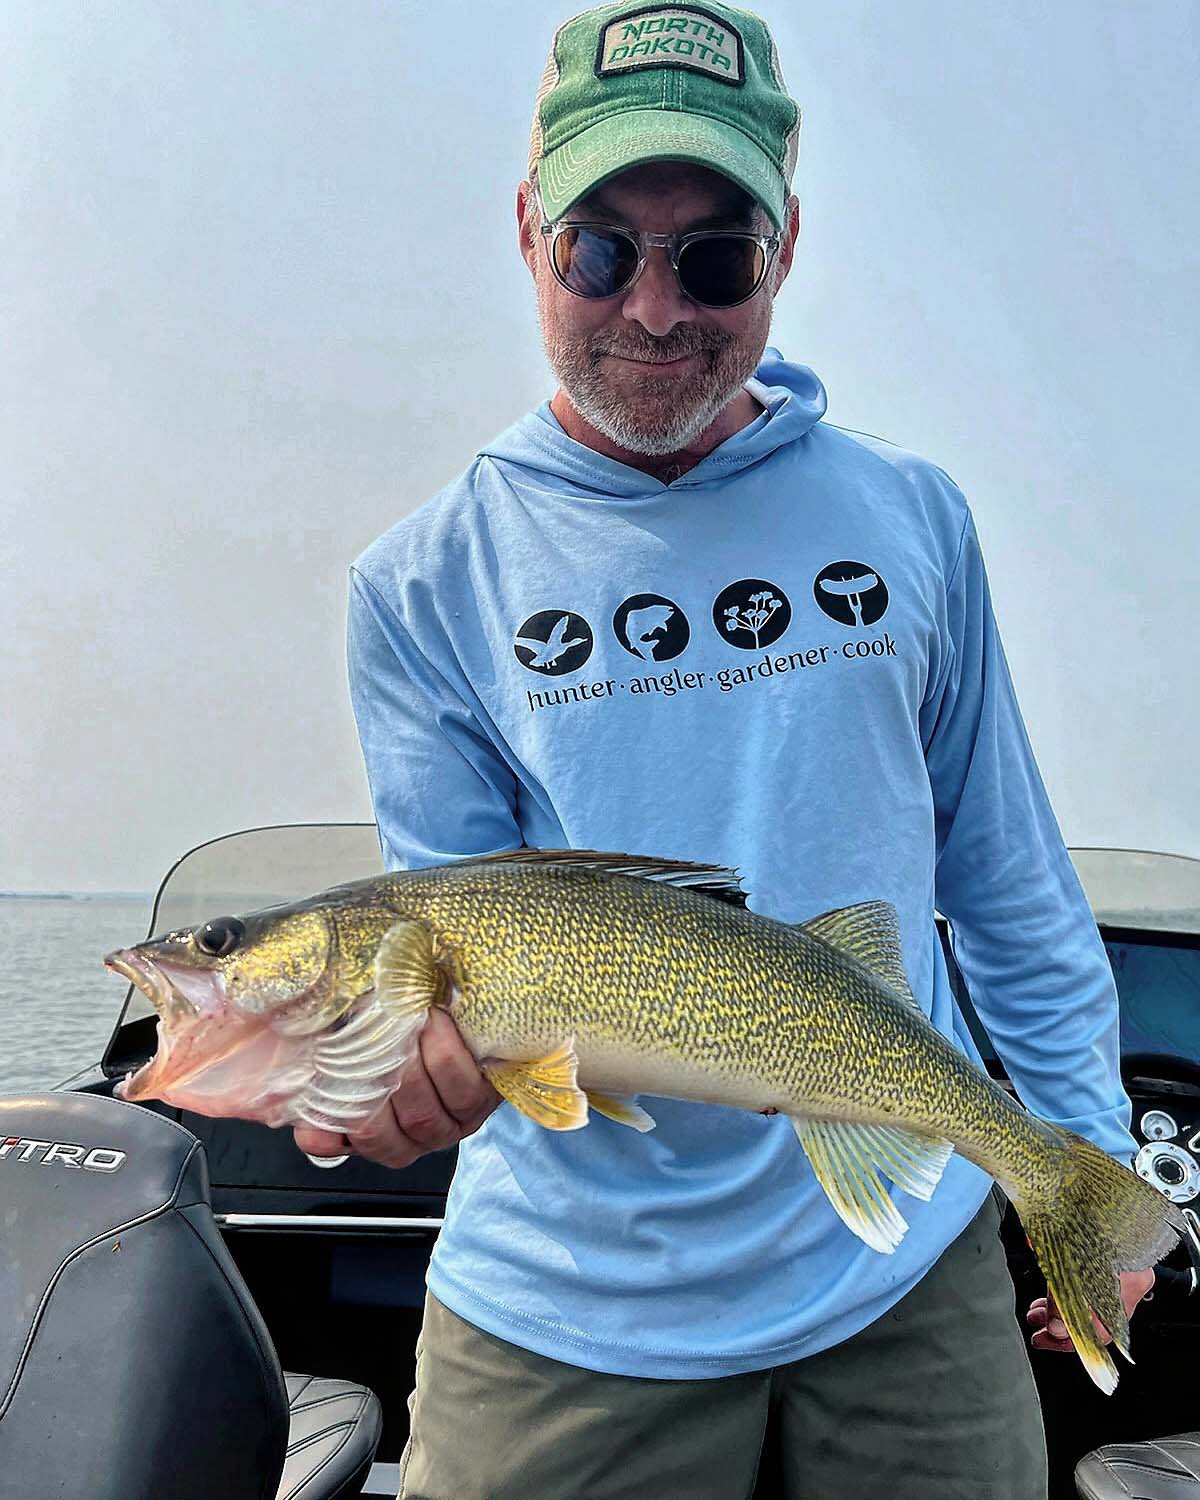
[921, 513, 1137, 1164]
[346, 565, 523, 871]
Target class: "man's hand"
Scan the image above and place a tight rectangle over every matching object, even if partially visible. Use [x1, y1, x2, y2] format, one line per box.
[293, 1008, 501, 1170]
[1026, 1267, 1155, 1353]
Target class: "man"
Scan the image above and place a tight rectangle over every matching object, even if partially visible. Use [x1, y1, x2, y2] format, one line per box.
[295, 5, 1154, 1495]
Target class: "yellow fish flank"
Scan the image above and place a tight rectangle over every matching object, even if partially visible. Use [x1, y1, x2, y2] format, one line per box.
[106, 848, 1186, 1394]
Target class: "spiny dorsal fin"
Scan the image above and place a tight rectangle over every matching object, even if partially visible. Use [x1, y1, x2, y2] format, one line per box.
[801, 900, 918, 1008]
[462, 848, 749, 908]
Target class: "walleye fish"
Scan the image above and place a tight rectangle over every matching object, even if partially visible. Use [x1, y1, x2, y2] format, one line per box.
[105, 848, 1184, 1392]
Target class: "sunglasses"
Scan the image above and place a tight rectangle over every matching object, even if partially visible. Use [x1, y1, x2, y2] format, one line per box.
[539, 215, 781, 310]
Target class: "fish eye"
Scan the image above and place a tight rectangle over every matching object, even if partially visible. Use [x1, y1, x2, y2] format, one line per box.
[195, 916, 246, 958]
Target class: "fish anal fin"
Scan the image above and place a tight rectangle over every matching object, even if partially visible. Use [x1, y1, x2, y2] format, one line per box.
[800, 901, 917, 1008]
[586, 1090, 656, 1132]
[791, 1117, 954, 1253]
[482, 1039, 588, 1131]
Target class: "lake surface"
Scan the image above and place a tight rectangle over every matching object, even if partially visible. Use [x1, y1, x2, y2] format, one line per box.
[0, 895, 153, 1093]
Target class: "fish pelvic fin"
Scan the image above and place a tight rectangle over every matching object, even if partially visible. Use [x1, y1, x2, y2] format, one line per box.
[586, 1091, 657, 1132]
[792, 1118, 954, 1254]
[482, 1038, 588, 1131]
[1019, 1129, 1186, 1395]
[800, 901, 918, 1009]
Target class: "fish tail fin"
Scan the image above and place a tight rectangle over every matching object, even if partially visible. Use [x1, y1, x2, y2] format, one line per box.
[1019, 1130, 1185, 1394]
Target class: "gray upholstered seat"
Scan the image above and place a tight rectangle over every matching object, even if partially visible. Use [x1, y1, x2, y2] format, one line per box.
[0, 1092, 381, 1500]
[1076, 1435, 1200, 1499]
[277, 1374, 382, 1500]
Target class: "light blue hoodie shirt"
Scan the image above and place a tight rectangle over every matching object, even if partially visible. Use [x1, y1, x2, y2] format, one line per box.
[348, 349, 1135, 1378]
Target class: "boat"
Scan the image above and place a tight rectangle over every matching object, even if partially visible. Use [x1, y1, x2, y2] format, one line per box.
[2, 825, 1199, 1499]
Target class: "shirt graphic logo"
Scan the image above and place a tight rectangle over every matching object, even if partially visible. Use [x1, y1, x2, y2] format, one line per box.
[713, 578, 792, 650]
[514, 610, 594, 675]
[813, 561, 890, 628]
[596, 7, 745, 85]
[613, 593, 691, 661]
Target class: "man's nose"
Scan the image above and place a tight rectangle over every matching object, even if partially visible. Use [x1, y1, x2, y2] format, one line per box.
[620, 246, 695, 337]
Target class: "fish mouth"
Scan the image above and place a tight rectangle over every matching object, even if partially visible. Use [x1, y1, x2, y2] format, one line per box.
[105, 949, 227, 1021]
[105, 948, 257, 1104]
[105, 948, 177, 1013]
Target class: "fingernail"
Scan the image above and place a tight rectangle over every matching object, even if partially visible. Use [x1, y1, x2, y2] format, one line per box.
[1049, 1319, 1067, 1339]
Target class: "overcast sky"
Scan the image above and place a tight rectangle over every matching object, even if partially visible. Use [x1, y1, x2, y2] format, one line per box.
[2, 1, 1197, 893]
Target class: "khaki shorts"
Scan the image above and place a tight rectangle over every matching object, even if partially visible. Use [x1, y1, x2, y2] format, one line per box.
[398, 1192, 1047, 1500]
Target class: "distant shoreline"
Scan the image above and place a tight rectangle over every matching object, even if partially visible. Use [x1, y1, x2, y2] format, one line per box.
[0, 892, 152, 901]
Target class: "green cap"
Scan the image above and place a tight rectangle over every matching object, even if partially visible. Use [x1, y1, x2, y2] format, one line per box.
[527, 3, 801, 231]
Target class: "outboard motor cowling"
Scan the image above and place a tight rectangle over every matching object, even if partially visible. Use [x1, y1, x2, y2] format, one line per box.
[0, 1092, 290, 1500]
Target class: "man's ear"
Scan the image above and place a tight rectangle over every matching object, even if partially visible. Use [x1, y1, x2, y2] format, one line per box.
[772, 193, 801, 294]
[517, 179, 540, 279]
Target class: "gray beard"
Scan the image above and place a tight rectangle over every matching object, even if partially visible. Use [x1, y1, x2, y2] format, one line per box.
[537, 300, 769, 457]
[555, 359, 754, 455]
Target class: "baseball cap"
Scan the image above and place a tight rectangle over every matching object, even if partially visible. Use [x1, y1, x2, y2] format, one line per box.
[527, 3, 801, 231]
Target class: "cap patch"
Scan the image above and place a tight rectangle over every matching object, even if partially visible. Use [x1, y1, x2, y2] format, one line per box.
[595, 6, 745, 86]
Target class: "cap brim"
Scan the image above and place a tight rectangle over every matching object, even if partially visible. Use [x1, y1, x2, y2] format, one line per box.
[537, 109, 787, 230]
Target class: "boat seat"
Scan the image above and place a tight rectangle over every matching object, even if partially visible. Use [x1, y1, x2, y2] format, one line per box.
[278, 1373, 382, 1500]
[0, 1091, 381, 1500]
[1076, 1435, 1200, 1499]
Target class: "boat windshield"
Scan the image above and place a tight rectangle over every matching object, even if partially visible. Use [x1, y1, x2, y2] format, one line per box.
[948, 847, 1200, 1072]
[1070, 847, 1200, 934]
[108, 831, 1200, 1069]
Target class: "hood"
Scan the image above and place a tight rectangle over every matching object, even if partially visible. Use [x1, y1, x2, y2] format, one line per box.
[477, 347, 828, 499]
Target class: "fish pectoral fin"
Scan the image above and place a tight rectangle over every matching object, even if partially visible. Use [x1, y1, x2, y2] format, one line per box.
[586, 1090, 656, 1132]
[791, 1118, 954, 1254]
[482, 1039, 588, 1131]
[799, 901, 918, 1009]
[374, 919, 443, 1015]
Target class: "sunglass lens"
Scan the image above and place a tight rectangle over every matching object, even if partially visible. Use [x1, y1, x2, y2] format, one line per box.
[552, 227, 639, 297]
[678, 237, 766, 307]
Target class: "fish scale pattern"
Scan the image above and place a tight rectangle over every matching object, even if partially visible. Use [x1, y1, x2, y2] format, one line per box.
[369, 857, 1056, 1186]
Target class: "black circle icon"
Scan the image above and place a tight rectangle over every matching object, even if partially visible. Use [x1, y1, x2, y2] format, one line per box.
[613, 594, 690, 662]
[712, 578, 792, 651]
[813, 561, 889, 628]
[513, 610, 594, 675]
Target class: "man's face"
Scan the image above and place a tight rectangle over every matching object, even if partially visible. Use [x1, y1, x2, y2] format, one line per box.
[519, 162, 798, 456]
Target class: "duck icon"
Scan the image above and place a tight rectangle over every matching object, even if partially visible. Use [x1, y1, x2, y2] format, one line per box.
[514, 610, 594, 674]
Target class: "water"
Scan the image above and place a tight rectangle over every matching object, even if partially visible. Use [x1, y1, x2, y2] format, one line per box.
[0, 895, 153, 1094]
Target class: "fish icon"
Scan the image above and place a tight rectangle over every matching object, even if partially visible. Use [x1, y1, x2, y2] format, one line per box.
[622, 604, 676, 660]
[515, 614, 588, 670]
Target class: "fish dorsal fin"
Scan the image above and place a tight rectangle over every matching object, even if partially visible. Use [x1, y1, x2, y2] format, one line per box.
[463, 848, 749, 908]
[801, 901, 918, 1009]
